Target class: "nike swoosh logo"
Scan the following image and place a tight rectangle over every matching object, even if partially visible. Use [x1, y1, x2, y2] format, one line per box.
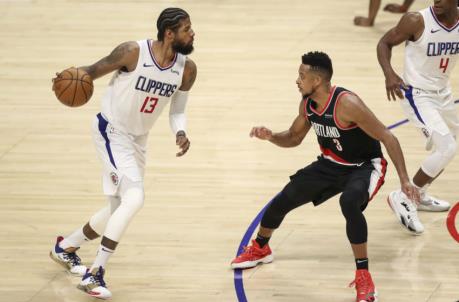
[431, 29, 441, 33]
[306, 113, 313, 117]
[143, 63, 155, 67]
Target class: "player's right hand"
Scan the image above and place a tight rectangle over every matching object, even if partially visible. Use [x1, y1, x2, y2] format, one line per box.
[51, 72, 62, 90]
[250, 126, 273, 140]
[385, 72, 406, 101]
[401, 181, 420, 205]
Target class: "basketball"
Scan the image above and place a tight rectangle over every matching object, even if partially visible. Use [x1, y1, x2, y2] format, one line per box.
[53, 67, 93, 107]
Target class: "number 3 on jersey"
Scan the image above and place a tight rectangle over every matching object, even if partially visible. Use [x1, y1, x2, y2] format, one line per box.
[333, 138, 343, 151]
[439, 58, 449, 73]
[140, 96, 158, 113]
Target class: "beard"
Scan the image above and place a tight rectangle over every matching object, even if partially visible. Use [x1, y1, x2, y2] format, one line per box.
[172, 40, 194, 55]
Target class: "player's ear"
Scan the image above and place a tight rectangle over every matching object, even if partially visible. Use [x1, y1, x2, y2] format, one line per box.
[164, 28, 175, 40]
[313, 73, 322, 87]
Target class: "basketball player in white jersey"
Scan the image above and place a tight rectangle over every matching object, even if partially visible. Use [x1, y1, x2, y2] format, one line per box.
[49, 8, 196, 299]
[377, 0, 459, 234]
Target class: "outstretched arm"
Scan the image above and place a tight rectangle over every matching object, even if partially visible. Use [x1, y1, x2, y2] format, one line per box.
[79, 41, 139, 80]
[250, 100, 311, 148]
[377, 12, 423, 100]
[337, 93, 419, 202]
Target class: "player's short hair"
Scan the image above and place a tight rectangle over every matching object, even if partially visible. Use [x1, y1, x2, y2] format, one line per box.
[301, 51, 333, 81]
[157, 8, 190, 41]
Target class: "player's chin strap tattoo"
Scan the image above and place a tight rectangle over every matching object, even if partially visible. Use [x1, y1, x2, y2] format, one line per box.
[176, 130, 190, 157]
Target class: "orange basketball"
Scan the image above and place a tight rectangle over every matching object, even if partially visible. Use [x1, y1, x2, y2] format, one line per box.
[53, 67, 93, 107]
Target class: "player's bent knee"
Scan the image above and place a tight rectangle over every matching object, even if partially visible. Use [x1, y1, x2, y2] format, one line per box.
[443, 139, 458, 163]
[121, 187, 145, 213]
[434, 133, 457, 163]
[339, 188, 367, 217]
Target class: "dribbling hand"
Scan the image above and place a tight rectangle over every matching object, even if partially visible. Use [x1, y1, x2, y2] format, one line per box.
[250, 126, 273, 140]
[401, 181, 420, 205]
[51, 67, 76, 88]
[385, 72, 407, 101]
[176, 131, 190, 157]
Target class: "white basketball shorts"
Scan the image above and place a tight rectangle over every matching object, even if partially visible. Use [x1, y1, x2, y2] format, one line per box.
[92, 113, 147, 195]
[400, 86, 459, 150]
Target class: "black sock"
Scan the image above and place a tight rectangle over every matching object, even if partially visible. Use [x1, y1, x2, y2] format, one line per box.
[355, 258, 369, 270]
[255, 234, 270, 248]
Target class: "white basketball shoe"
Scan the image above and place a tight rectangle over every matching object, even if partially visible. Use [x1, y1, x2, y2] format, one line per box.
[77, 266, 112, 300]
[417, 193, 450, 212]
[387, 190, 424, 235]
[50, 236, 87, 276]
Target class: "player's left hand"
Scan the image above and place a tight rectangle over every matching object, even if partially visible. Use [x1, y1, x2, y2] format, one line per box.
[176, 131, 190, 157]
[401, 181, 420, 205]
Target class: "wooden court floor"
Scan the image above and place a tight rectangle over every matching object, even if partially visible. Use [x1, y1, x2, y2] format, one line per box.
[0, 0, 458, 301]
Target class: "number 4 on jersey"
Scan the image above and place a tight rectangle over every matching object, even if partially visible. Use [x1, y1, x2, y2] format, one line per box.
[140, 96, 158, 113]
[439, 58, 449, 73]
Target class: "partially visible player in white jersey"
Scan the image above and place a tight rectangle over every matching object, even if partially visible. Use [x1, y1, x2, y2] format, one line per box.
[377, 0, 459, 235]
[49, 8, 196, 299]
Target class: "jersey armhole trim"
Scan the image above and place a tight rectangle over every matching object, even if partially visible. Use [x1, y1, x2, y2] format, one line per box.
[333, 91, 358, 130]
[115, 40, 142, 78]
[409, 10, 427, 45]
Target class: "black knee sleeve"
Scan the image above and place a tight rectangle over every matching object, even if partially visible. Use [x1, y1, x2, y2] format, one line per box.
[260, 191, 299, 229]
[339, 185, 369, 244]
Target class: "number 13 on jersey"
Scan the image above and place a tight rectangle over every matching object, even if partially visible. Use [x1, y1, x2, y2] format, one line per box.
[140, 96, 159, 113]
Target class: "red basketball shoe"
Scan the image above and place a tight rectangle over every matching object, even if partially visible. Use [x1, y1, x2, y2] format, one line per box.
[231, 239, 273, 269]
[349, 269, 378, 302]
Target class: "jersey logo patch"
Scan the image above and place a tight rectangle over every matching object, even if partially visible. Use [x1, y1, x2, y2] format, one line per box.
[110, 172, 119, 186]
[421, 128, 430, 138]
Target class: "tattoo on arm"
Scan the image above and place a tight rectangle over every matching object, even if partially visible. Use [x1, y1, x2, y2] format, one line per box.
[81, 42, 137, 80]
[180, 59, 197, 91]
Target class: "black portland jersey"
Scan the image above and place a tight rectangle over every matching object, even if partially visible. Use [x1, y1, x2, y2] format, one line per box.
[305, 86, 383, 166]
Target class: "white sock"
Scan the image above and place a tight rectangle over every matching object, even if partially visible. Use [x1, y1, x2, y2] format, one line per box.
[60, 227, 90, 249]
[411, 180, 428, 200]
[90, 244, 115, 271]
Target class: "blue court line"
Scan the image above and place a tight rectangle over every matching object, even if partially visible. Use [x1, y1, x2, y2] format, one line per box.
[233, 99, 459, 301]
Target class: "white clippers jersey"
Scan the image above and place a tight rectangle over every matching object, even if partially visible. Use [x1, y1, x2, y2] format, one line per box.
[101, 39, 186, 136]
[403, 7, 459, 91]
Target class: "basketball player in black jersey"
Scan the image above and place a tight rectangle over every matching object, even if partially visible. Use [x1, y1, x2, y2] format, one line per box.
[230, 52, 419, 302]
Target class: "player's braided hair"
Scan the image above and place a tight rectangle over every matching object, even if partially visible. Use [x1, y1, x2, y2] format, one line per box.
[302, 51, 333, 81]
[157, 8, 190, 41]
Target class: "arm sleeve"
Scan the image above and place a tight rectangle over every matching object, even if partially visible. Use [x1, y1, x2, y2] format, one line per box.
[169, 90, 188, 135]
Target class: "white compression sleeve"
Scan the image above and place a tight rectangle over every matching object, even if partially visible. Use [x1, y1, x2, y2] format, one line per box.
[102, 179, 144, 242]
[169, 90, 188, 135]
[421, 131, 457, 177]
